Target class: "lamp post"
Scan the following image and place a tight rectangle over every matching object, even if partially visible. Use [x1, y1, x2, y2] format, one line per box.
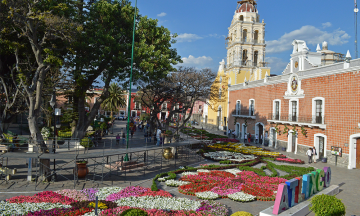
[49, 91, 57, 181]
[125, 0, 137, 162]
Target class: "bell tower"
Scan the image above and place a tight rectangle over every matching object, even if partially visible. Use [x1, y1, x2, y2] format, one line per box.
[225, 0, 269, 84]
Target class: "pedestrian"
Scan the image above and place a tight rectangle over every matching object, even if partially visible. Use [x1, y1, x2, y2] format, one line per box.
[248, 133, 251, 143]
[156, 128, 162, 146]
[228, 128, 231, 138]
[260, 134, 263, 144]
[244, 133, 247, 143]
[265, 132, 268, 145]
[147, 130, 152, 142]
[255, 134, 259, 144]
[232, 130, 236, 139]
[131, 125, 135, 138]
[313, 146, 317, 163]
[122, 131, 126, 145]
[306, 148, 313, 163]
[116, 134, 120, 145]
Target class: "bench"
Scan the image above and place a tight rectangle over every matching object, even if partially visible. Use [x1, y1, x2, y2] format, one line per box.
[0, 167, 17, 181]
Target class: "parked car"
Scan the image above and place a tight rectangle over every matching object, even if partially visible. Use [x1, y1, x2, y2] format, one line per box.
[119, 116, 127, 120]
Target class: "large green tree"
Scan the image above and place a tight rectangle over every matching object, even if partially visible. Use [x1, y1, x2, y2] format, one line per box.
[67, 0, 181, 139]
[0, 0, 80, 180]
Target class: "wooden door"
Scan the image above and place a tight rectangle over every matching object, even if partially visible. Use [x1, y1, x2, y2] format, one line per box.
[292, 134, 296, 152]
[318, 137, 324, 159]
[356, 139, 360, 169]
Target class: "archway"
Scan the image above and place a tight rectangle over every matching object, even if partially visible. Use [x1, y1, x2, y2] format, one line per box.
[349, 133, 360, 169]
[287, 130, 297, 153]
[269, 127, 277, 148]
[314, 134, 327, 160]
[242, 123, 247, 142]
[255, 122, 265, 145]
[236, 123, 241, 139]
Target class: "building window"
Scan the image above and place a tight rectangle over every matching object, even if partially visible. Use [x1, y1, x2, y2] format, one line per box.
[243, 29, 247, 42]
[253, 51, 258, 66]
[199, 105, 202, 110]
[316, 100, 323, 124]
[135, 102, 141, 110]
[312, 97, 325, 124]
[254, 30, 259, 43]
[291, 101, 297, 121]
[162, 103, 167, 110]
[240, 15, 244, 21]
[275, 101, 280, 120]
[219, 89, 222, 100]
[236, 100, 241, 115]
[249, 99, 255, 116]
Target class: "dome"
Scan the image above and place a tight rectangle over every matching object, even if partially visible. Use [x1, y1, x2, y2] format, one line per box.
[237, 3, 257, 13]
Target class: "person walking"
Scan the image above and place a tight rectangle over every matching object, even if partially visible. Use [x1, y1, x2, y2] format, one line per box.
[255, 134, 259, 144]
[116, 134, 120, 145]
[147, 130, 152, 143]
[131, 125, 135, 138]
[248, 133, 251, 143]
[228, 128, 231, 138]
[244, 133, 247, 143]
[313, 146, 317, 163]
[122, 131, 126, 145]
[306, 148, 313, 163]
[156, 128, 162, 146]
[232, 130, 236, 139]
[260, 134, 263, 145]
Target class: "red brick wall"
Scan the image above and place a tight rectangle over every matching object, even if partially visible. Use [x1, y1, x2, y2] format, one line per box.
[228, 71, 360, 154]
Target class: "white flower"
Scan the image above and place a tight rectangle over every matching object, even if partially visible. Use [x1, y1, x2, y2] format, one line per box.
[115, 196, 201, 211]
[195, 191, 219, 200]
[197, 169, 210, 173]
[41, 127, 51, 139]
[158, 177, 168, 182]
[165, 179, 190, 187]
[96, 186, 122, 200]
[0, 201, 71, 215]
[228, 192, 256, 202]
[179, 166, 185, 169]
[181, 172, 197, 176]
[224, 168, 242, 176]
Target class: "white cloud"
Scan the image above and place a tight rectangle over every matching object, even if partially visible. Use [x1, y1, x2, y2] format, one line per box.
[180, 55, 213, 68]
[176, 33, 203, 42]
[266, 25, 350, 54]
[265, 57, 289, 75]
[322, 22, 332, 28]
[208, 34, 226, 38]
[157, 12, 167, 17]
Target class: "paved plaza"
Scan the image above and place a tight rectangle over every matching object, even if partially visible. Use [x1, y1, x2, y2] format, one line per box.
[1, 122, 360, 215]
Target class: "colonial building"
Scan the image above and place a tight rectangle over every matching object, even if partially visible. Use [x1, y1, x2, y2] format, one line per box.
[205, 0, 271, 130]
[228, 40, 360, 169]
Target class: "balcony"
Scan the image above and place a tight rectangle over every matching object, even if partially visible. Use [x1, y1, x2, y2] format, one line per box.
[232, 110, 256, 119]
[267, 113, 326, 129]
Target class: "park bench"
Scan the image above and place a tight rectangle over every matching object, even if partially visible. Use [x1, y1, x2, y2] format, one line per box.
[0, 132, 28, 152]
[0, 167, 17, 181]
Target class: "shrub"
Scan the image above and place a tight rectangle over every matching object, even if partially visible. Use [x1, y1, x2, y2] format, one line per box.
[309, 194, 345, 216]
[231, 211, 253, 216]
[120, 208, 148, 216]
[58, 131, 72, 138]
[219, 160, 232, 164]
[80, 137, 93, 148]
[71, 200, 117, 209]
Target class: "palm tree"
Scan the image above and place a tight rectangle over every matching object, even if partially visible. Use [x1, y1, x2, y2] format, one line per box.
[101, 83, 126, 120]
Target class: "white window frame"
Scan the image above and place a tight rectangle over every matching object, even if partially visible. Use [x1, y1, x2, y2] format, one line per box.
[249, 99, 255, 116]
[288, 98, 299, 122]
[312, 97, 325, 124]
[272, 99, 281, 120]
[236, 100, 241, 115]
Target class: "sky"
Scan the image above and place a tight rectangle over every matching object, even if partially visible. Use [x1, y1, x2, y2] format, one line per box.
[133, 0, 356, 75]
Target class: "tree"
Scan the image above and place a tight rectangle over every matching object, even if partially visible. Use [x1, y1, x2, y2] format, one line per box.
[0, 0, 80, 181]
[137, 67, 216, 132]
[67, 0, 181, 140]
[101, 83, 126, 119]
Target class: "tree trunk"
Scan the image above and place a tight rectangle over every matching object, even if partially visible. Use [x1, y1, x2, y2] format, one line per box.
[28, 116, 51, 182]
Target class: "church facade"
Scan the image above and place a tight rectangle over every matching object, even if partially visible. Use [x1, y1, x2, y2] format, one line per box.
[206, 0, 271, 130]
[228, 40, 360, 169]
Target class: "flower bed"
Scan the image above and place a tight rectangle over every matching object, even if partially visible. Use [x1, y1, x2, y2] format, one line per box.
[195, 191, 219, 200]
[209, 143, 284, 157]
[212, 138, 239, 143]
[203, 151, 255, 162]
[2, 186, 227, 216]
[275, 157, 305, 164]
[227, 192, 256, 202]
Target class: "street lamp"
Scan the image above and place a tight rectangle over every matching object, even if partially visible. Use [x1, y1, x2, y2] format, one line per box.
[49, 91, 57, 181]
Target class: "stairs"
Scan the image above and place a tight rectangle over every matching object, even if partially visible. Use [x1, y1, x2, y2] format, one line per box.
[105, 160, 145, 171]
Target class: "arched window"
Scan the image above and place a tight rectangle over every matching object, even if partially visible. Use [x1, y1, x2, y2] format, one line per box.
[253, 51, 258, 67]
[242, 29, 247, 42]
[254, 30, 259, 43]
[236, 100, 241, 115]
[234, 30, 237, 40]
[256, 16, 259, 22]
[219, 89, 222, 99]
[242, 49, 247, 65]
[240, 15, 244, 21]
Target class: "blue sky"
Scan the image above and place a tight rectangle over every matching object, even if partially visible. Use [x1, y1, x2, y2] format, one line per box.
[134, 0, 356, 75]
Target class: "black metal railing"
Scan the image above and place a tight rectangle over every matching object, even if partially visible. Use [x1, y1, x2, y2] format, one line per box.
[232, 109, 255, 117]
[268, 113, 325, 124]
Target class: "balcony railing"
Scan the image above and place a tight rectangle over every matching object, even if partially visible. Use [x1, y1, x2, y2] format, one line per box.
[268, 113, 325, 125]
[232, 109, 255, 118]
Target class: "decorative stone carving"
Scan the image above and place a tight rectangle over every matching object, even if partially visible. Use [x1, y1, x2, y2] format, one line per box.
[284, 73, 304, 99]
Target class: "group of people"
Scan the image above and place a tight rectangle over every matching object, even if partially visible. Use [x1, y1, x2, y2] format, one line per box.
[306, 146, 318, 164]
[227, 129, 266, 144]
